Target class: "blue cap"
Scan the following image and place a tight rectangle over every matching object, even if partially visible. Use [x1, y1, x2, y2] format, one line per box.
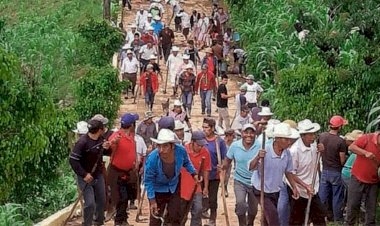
[158, 116, 175, 130]
[121, 113, 139, 126]
[191, 131, 208, 146]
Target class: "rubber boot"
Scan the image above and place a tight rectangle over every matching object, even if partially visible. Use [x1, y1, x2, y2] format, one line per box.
[238, 214, 247, 226]
[247, 214, 255, 226]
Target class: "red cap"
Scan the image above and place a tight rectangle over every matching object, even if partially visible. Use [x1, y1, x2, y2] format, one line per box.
[329, 115, 348, 127]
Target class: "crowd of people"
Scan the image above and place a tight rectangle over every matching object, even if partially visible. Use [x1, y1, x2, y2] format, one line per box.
[68, 0, 380, 226]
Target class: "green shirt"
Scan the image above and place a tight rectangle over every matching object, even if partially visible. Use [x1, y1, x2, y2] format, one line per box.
[341, 153, 357, 179]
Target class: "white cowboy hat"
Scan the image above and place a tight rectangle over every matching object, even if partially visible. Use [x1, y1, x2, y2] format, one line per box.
[182, 54, 190, 60]
[297, 119, 321, 134]
[72, 121, 88, 134]
[185, 64, 193, 70]
[258, 107, 274, 116]
[151, 129, 179, 144]
[172, 46, 179, 51]
[147, 26, 154, 31]
[273, 123, 299, 139]
[126, 49, 133, 54]
[173, 100, 183, 106]
[122, 44, 131, 50]
[147, 13, 153, 17]
[153, 0, 161, 2]
[245, 74, 255, 80]
[265, 119, 281, 138]
[174, 120, 185, 130]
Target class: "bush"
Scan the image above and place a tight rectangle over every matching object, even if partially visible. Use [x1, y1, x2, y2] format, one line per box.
[0, 203, 33, 226]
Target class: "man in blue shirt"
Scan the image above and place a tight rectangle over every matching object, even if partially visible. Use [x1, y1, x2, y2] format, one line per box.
[220, 124, 260, 226]
[202, 117, 227, 226]
[151, 16, 164, 36]
[144, 129, 198, 226]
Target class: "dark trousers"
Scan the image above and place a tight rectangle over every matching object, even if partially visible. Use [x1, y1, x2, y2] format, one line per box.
[115, 177, 129, 224]
[77, 175, 106, 226]
[253, 186, 280, 226]
[288, 186, 326, 226]
[140, 59, 150, 72]
[202, 179, 220, 221]
[346, 176, 378, 226]
[162, 44, 172, 62]
[122, 73, 137, 96]
[145, 91, 155, 109]
[150, 191, 182, 226]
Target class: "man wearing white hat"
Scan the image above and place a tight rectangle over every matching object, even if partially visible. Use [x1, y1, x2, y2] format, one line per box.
[125, 24, 140, 46]
[121, 49, 139, 99]
[139, 42, 157, 71]
[178, 65, 196, 117]
[168, 100, 192, 131]
[143, 13, 154, 33]
[173, 120, 191, 145]
[195, 64, 217, 117]
[136, 111, 158, 149]
[286, 119, 326, 225]
[231, 105, 254, 133]
[177, 9, 191, 41]
[136, 7, 148, 33]
[243, 74, 263, 109]
[166, 46, 182, 97]
[144, 129, 198, 226]
[140, 64, 159, 111]
[248, 123, 310, 226]
[254, 106, 274, 135]
[159, 25, 175, 62]
[201, 47, 218, 77]
[176, 54, 196, 76]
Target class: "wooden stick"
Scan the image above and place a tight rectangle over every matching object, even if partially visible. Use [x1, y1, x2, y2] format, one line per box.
[304, 152, 321, 225]
[215, 135, 230, 226]
[260, 132, 266, 226]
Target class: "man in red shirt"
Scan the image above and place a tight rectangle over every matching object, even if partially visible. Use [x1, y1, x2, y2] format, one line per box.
[140, 64, 159, 111]
[346, 127, 380, 225]
[180, 131, 211, 226]
[107, 113, 139, 226]
[195, 64, 217, 117]
[201, 47, 218, 77]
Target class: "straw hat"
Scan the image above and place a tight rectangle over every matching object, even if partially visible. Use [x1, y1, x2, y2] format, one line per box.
[297, 119, 321, 134]
[173, 100, 183, 106]
[283, 119, 297, 129]
[273, 123, 299, 139]
[345, 130, 364, 141]
[172, 46, 179, 51]
[144, 111, 155, 121]
[72, 121, 89, 134]
[174, 120, 185, 130]
[182, 54, 190, 60]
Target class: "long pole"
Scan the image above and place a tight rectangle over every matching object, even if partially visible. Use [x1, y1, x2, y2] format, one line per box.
[164, 61, 169, 94]
[215, 135, 230, 226]
[304, 152, 321, 225]
[260, 132, 266, 226]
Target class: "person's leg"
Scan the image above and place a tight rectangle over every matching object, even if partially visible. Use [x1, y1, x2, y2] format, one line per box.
[93, 175, 106, 225]
[114, 177, 128, 224]
[77, 176, 96, 226]
[289, 194, 307, 226]
[182, 92, 187, 111]
[264, 192, 280, 226]
[330, 171, 344, 222]
[346, 176, 365, 225]
[190, 193, 203, 226]
[150, 93, 155, 111]
[278, 184, 290, 226]
[318, 170, 331, 214]
[200, 90, 206, 114]
[246, 183, 258, 226]
[205, 90, 212, 116]
[217, 107, 224, 128]
[167, 189, 182, 225]
[364, 183, 378, 225]
[220, 107, 230, 129]
[208, 180, 220, 224]
[107, 166, 122, 214]
[187, 91, 193, 114]
[149, 192, 170, 226]
[310, 194, 327, 226]
[145, 92, 150, 110]
[234, 180, 248, 226]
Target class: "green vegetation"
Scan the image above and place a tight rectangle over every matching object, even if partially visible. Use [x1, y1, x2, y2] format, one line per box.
[0, 0, 124, 223]
[227, 0, 380, 131]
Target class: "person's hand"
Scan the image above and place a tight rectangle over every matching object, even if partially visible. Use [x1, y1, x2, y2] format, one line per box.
[365, 151, 376, 160]
[217, 164, 225, 171]
[202, 188, 209, 197]
[258, 149, 266, 158]
[317, 143, 325, 153]
[306, 184, 314, 197]
[291, 187, 300, 200]
[102, 141, 111, 149]
[83, 173, 93, 183]
[147, 144, 153, 152]
[150, 200, 159, 215]
[193, 174, 203, 183]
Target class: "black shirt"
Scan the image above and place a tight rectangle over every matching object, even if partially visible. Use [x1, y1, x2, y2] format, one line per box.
[217, 84, 228, 108]
[69, 134, 104, 178]
[319, 132, 348, 172]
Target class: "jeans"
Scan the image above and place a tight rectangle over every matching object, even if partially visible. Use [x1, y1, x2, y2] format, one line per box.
[200, 90, 212, 115]
[181, 91, 193, 112]
[189, 193, 203, 226]
[277, 183, 290, 226]
[253, 186, 280, 226]
[318, 169, 344, 222]
[145, 91, 155, 109]
[77, 175, 105, 226]
[234, 180, 258, 225]
[346, 176, 378, 226]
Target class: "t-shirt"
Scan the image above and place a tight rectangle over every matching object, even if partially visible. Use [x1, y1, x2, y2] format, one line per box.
[217, 84, 228, 108]
[341, 153, 356, 179]
[244, 82, 263, 104]
[69, 134, 104, 178]
[108, 130, 136, 172]
[212, 44, 223, 60]
[351, 133, 380, 184]
[159, 29, 174, 47]
[319, 132, 347, 172]
[226, 139, 260, 186]
[180, 144, 212, 200]
[206, 136, 227, 180]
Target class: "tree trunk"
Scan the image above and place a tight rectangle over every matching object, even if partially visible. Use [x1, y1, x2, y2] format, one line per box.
[103, 0, 111, 21]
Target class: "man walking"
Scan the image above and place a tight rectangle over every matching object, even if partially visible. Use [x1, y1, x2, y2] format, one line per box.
[139, 42, 157, 71]
[231, 105, 254, 133]
[346, 126, 380, 225]
[140, 64, 159, 111]
[318, 115, 348, 223]
[166, 46, 182, 97]
[159, 25, 175, 62]
[69, 120, 110, 226]
[287, 119, 326, 225]
[136, 7, 148, 33]
[121, 50, 139, 99]
[195, 64, 217, 117]
[235, 85, 247, 116]
[216, 74, 234, 130]
[202, 48, 218, 77]
[220, 124, 260, 226]
[136, 111, 158, 149]
[178, 65, 196, 117]
[243, 74, 263, 109]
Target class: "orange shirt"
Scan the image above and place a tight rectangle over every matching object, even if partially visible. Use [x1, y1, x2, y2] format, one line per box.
[108, 130, 136, 172]
[180, 143, 212, 200]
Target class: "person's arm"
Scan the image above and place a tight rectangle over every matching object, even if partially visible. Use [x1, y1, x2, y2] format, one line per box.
[349, 134, 376, 160]
[144, 154, 158, 214]
[248, 150, 264, 171]
[69, 139, 87, 178]
[195, 73, 201, 93]
[285, 173, 300, 199]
